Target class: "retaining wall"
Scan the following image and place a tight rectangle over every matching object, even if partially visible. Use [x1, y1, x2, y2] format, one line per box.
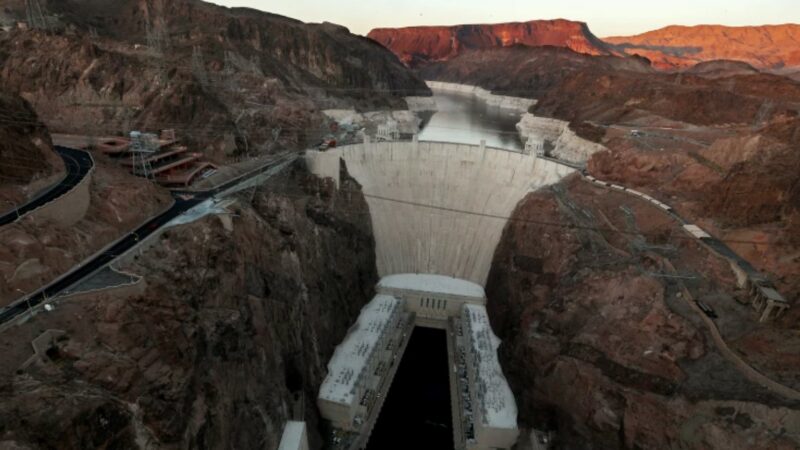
[26, 169, 92, 226]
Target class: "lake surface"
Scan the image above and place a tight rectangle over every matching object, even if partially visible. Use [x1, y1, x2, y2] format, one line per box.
[418, 90, 525, 151]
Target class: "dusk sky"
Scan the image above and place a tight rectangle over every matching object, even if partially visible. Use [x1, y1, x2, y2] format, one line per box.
[209, 0, 799, 36]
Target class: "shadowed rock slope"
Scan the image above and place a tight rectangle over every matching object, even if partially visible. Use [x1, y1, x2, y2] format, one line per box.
[0, 160, 378, 449]
[487, 177, 800, 449]
[0, 88, 63, 207]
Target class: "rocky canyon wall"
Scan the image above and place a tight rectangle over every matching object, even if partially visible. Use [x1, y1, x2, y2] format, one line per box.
[0, 89, 64, 207]
[0, 160, 378, 449]
[516, 113, 607, 164]
[605, 24, 800, 71]
[0, 0, 430, 160]
[368, 20, 614, 68]
[485, 178, 800, 449]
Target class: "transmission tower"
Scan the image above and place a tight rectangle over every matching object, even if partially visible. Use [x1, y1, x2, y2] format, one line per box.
[145, 16, 170, 84]
[191, 46, 209, 87]
[129, 131, 158, 180]
[25, 0, 49, 31]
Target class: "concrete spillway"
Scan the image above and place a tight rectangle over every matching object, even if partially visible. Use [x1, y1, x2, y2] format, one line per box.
[306, 141, 575, 286]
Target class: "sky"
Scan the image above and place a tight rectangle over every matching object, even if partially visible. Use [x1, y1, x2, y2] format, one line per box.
[208, 0, 799, 37]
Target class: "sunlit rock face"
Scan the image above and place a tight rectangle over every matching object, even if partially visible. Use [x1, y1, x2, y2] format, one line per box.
[604, 24, 800, 70]
[367, 20, 614, 68]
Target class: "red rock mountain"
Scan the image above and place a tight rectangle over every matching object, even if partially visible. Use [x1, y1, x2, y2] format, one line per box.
[367, 19, 615, 67]
[604, 24, 800, 70]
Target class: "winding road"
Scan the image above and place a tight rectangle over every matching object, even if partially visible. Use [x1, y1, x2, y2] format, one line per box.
[0, 150, 298, 327]
[0, 146, 94, 226]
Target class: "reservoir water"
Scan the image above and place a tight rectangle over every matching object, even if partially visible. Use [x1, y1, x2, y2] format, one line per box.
[418, 90, 525, 151]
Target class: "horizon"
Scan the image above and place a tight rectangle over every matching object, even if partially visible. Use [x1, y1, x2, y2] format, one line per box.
[207, 0, 800, 36]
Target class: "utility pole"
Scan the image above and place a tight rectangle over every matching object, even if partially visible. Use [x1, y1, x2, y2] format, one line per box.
[25, 0, 49, 31]
[15, 288, 33, 316]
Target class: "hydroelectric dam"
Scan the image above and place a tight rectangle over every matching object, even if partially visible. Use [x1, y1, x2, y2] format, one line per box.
[306, 140, 575, 286]
[302, 84, 590, 450]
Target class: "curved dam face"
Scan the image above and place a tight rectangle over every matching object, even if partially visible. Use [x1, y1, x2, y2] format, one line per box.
[306, 141, 575, 285]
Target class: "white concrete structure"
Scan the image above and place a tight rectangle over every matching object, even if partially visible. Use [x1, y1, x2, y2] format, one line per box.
[525, 135, 545, 157]
[278, 421, 310, 450]
[305, 141, 575, 286]
[452, 304, 519, 450]
[320, 276, 518, 449]
[683, 224, 712, 239]
[318, 294, 414, 448]
[427, 81, 537, 112]
[376, 120, 400, 141]
[516, 113, 607, 165]
[322, 109, 423, 136]
[378, 274, 486, 328]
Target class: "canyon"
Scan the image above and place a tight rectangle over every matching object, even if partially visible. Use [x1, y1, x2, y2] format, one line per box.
[1, 1, 799, 449]
[0, 159, 378, 449]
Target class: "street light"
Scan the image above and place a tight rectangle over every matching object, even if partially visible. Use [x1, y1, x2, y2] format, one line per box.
[15, 288, 32, 315]
[4, 200, 19, 220]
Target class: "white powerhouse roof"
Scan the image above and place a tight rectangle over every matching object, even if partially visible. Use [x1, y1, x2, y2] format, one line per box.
[319, 295, 402, 405]
[378, 274, 486, 299]
[683, 224, 712, 239]
[463, 304, 518, 429]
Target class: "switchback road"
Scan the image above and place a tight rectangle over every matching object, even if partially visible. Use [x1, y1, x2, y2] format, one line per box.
[0, 146, 93, 226]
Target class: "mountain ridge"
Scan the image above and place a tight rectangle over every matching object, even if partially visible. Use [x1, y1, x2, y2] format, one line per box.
[604, 23, 800, 70]
[367, 19, 615, 68]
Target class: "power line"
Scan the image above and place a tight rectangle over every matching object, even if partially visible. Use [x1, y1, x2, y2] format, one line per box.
[248, 183, 798, 250]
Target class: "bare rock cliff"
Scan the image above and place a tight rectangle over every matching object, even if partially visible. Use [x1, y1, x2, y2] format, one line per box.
[368, 19, 614, 68]
[605, 24, 800, 70]
[0, 160, 378, 449]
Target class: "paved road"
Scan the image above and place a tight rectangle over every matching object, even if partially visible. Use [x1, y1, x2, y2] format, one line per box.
[0, 151, 298, 327]
[582, 174, 766, 281]
[0, 146, 94, 226]
[0, 195, 203, 324]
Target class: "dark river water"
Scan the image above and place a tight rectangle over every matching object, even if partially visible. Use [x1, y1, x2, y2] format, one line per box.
[363, 91, 527, 450]
[366, 327, 454, 450]
[418, 90, 525, 151]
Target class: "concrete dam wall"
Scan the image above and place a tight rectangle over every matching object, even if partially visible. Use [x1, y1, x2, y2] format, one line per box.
[306, 141, 575, 286]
